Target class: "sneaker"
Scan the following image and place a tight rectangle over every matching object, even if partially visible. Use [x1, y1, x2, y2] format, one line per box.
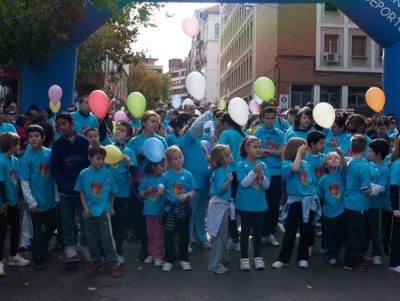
[18, 246, 30, 253]
[111, 265, 121, 278]
[308, 246, 313, 257]
[214, 265, 229, 274]
[254, 257, 265, 270]
[240, 258, 251, 271]
[34, 258, 45, 269]
[180, 261, 192, 271]
[77, 244, 92, 262]
[272, 261, 288, 269]
[315, 231, 323, 238]
[373, 256, 382, 266]
[0, 261, 4, 276]
[266, 235, 279, 247]
[162, 262, 173, 272]
[117, 255, 126, 265]
[85, 263, 103, 275]
[343, 264, 367, 272]
[188, 245, 193, 253]
[144, 256, 153, 264]
[227, 241, 241, 252]
[320, 248, 326, 255]
[316, 222, 322, 228]
[298, 260, 308, 268]
[389, 265, 400, 274]
[154, 259, 163, 267]
[329, 258, 337, 266]
[8, 254, 30, 267]
[384, 244, 391, 254]
[361, 254, 373, 263]
[261, 237, 266, 246]
[65, 246, 78, 259]
[51, 243, 64, 252]
[137, 249, 149, 261]
[199, 241, 212, 249]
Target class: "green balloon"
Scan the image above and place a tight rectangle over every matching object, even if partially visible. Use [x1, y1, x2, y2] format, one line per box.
[218, 99, 227, 110]
[127, 92, 146, 119]
[253, 77, 275, 101]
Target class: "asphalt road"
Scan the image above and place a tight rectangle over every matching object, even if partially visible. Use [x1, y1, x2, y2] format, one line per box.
[1, 225, 399, 301]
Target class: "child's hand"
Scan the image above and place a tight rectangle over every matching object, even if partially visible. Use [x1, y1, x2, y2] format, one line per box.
[0, 203, 8, 216]
[30, 206, 38, 213]
[336, 147, 344, 156]
[110, 207, 115, 216]
[394, 209, 400, 218]
[147, 186, 153, 196]
[123, 155, 131, 165]
[179, 194, 190, 202]
[253, 164, 262, 173]
[158, 187, 165, 197]
[227, 173, 233, 183]
[259, 170, 264, 181]
[84, 208, 91, 218]
[297, 144, 308, 156]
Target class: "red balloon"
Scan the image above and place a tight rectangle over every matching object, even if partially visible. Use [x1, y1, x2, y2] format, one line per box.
[88, 90, 108, 119]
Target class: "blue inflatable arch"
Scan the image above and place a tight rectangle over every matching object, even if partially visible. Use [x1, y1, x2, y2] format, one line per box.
[22, 0, 400, 115]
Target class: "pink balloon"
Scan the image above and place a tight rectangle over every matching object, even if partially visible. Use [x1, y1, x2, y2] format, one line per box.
[195, 109, 202, 116]
[182, 17, 200, 38]
[48, 85, 62, 102]
[249, 100, 260, 113]
[114, 110, 127, 122]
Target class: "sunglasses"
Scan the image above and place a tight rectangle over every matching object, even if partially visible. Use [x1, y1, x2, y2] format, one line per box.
[8, 113, 15, 116]
[391, 121, 397, 124]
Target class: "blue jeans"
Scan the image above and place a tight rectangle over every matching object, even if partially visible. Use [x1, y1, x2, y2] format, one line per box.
[59, 195, 87, 247]
[324, 212, 346, 260]
[189, 189, 209, 245]
[360, 208, 382, 257]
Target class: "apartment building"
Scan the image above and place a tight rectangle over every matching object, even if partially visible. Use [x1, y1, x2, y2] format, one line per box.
[168, 58, 189, 100]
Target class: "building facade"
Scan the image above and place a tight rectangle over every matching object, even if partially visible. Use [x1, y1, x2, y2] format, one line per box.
[168, 58, 189, 101]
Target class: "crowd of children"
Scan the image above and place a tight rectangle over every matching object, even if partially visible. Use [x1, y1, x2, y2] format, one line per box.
[1, 96, 400, 280]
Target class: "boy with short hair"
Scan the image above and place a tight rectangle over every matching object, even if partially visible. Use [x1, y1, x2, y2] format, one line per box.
[18, 125, 58, 269]
[360, 139, 390, 266]
[74, 146, 121, 278]
[0, 132, 30, 276]
[343, 134, 372, 272]
[370, 116, 391, 143]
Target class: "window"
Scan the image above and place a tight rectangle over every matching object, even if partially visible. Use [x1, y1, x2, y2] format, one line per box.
[348, 86, 368, 109]
[320, 86, 341, 108]
[291, 85, 313, 108]
[324, 3, 338, 12]
[215, 23, 220, 39]
[352, 36, 366, 57]
[324, 35, 339, 53]
[378, 46, 383, 58]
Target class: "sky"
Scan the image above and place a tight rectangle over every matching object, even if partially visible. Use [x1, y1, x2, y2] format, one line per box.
[133, 3, 219, 73]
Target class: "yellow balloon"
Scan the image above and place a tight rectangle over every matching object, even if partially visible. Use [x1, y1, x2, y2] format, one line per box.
[313, 102, 335, 128]
[366, 87, 385, 113]
[49, 101, 61, 113]
[104, 145, 123, 164]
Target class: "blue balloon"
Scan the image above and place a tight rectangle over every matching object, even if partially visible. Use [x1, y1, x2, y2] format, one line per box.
[171, 95, 182, 109]
[143, 138, 165, 163]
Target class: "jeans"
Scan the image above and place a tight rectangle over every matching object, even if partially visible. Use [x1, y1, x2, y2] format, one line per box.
[85, 211, 117, 265]
[324, 212, 345, 260]
[189, 189, 208, 245]
[264, 175, 282, 236]
[344, 209, 367, 267]
[239, 210, 265, 258]
[360, 208, 382, 258]
[111, 197, 129, 255]
[59, 195, 87, 247]
[164, 217, 190, 263]
[30, 207, 57, 259]
[0, 205, 20, 260]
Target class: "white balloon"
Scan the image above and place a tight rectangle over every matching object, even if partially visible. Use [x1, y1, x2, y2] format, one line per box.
[186, 72, 206, 100]
[253, 93, 263, 105]
[228, 97, 249, 126]
[313, 102, 335, 128]
[182, 98, 194, 109]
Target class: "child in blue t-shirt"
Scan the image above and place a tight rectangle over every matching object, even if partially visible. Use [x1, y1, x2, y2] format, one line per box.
[158, 146, 195, 272]
[139, 158, 166, 268]
[18, 125, 57, 269]
[74, 146, 120, 278]
[317, 149, 347, 265]
[0, 132, 30, 275]
[360, 139, 390, 266]
[272, 137, 321, 270]
[235, 136, 270, 271]
[343, 134, 372, 272]
[207, 144, 234, 274]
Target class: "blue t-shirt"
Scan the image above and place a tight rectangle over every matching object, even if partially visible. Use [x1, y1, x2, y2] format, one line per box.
[71, 111, 98, 135]
[74, 167, 117, 217]
[368, 162, 390, 209]
[324, 131, 348, 154]
[0, 153, 19, 206]
[317, 169, 345, 218]
[139, 174, 164, 216]
[339, 133, 371, 160]
[0, 122, 17, 134]
[218, 128, 245, 172]
[344, 158, 371, 211]
[390, 158, 400, 210]
[166, 133, 183, 148]
[253, 124, 286, 176]
[106, 145, 137, 197]
[159, 169, 195, 203]
[235, 159, 270, 212]
[305, 152, 326, 187]
[286, 129, 311, 142]
[130, 120, 141, 130]
[210, 165, 232, 201]
[18, 147, 56, 212]
[282, 159, 316, 196]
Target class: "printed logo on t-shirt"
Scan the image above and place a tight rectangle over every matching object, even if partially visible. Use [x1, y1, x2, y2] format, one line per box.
[252, 175, 260, 191]
[10, 170, 17, 186]
[172, 183, 184, 196]
[347, 149, 353, 157]
[266, 141, 276, 150]
[329, 182, 340, 200]
[148, 186, 158, 202]
[39, 163, 49, 179]
[329, 139, 338, 150]
[298, 171, 308, 187]
[314, 167, 324, 179]
[91, 181, 103, 199]
[81, 125, 88, 134]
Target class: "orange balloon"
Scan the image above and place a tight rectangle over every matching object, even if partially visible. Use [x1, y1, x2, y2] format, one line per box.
[88, 90, 109, 119]
[365, 87, 385, 113]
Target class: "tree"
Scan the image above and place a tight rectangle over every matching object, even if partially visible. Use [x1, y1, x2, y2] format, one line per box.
[127, 63, 171, 110]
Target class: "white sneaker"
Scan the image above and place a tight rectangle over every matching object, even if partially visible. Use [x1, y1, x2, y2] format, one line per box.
[144, 256, 153, 264]
[77, 244, 92, 262]
[240, 258, 251, 271]
[316, 222, 322, 228]
[373, 256, 382, 266]
[308, 246, 313, 257]
[199, 241, 212, 249]
[162, 262, 173, 272]
[266, 235, 280, 247]
[389, 266, 400, 274]
[65, 246, 78, 259]
[298, 260, 308, 268]
[0, 261, 4, 276]
[329, 258, 337, 265]
[188, 245, 193, 253]
[154, 259, 163, 267]
[227, 241, 241, 252]
[272, 261, 287, 269]
[8, 254, 30, 267]
[320, 248, 326, 255]
[117, 255, 126, 265]
[254, 257, 265, 270]
[180, 261, 192, 271]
